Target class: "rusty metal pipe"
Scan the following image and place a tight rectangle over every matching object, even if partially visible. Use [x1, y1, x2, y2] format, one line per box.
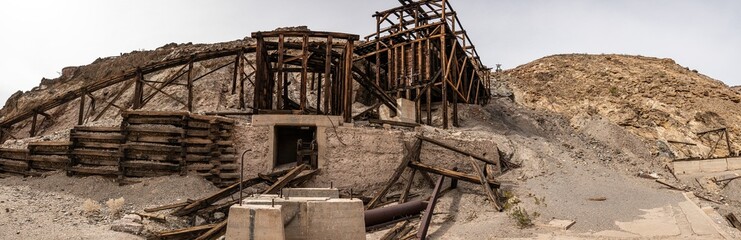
[364, 199, 427, 227]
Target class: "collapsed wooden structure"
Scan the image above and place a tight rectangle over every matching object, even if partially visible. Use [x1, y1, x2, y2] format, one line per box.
[0, 0, 491, 144]
[0, 111, 239, 187]
[355, 0, 491, 128]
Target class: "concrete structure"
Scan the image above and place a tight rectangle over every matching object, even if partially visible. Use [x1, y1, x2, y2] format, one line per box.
[251, 115, 345, 172]
[379, 98, 416, 123]
[226, 204, 285, 240]
[241, 192, 365, 240]
[283, 188, 339, 198]
[673, 156, 741, 174]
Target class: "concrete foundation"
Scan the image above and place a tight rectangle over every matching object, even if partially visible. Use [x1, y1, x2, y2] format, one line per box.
[379, 98, 416, 123]
[242, 194, 365, 240]
[226, 204, 285, 240]
[283, 188, 339, 198]
[673, 157, 741, 174]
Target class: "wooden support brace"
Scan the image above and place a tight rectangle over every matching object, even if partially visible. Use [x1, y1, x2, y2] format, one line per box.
[468, 157, 502, 211]
[263, 164, 308, 194]
[367, 139, 422, 209]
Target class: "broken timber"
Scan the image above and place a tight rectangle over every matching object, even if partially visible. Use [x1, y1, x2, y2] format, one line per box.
[367, 135, 502, 212]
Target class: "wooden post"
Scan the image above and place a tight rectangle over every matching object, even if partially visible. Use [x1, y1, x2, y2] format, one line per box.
[452, 88, 459, 127]
[231, 50, 241, 94]
[276, 35, 285, 110]
[300, 34, 309, 111]
[441, 0, 449, 129]
[133, 69, 144, 109]
[324, 36, 333, 114]
[344, 39, 354, 123]
[187, 55, 194, 112]
[30, 113, 37, 137]
[78, 90, 86, 126]
[726, 129, 733, 156]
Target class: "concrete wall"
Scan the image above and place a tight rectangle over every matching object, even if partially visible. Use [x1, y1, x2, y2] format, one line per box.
[673, 157, 741, 174]
[233, 116, 501, 194]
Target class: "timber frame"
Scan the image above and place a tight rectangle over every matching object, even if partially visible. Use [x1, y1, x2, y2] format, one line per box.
[0, 0, 492, 142]
[354, 0, 491, 129]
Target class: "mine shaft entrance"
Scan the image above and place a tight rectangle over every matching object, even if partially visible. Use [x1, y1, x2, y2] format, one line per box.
[274, 126, 317, 168]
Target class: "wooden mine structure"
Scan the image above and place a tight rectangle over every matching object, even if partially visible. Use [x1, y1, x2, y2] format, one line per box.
[0, 0, 490, 142]
[355, 0, 491, 128]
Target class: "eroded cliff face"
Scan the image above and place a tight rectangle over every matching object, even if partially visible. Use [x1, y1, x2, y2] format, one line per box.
[503, 54, 741, 159]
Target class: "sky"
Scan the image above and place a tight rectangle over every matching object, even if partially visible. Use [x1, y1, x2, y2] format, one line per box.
[1, 0, 740, 107]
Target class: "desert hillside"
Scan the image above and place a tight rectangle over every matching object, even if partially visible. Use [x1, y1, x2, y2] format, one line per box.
[503, 54, 741, 159]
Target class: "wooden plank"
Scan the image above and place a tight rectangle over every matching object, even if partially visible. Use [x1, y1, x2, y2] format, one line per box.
[408, 161, 500, 188]
[127, 125, 185, 135]
[173, 176, 267, 216]
[263, 164, 309, 194]
[72, 149, 122, 158]
[28, 155, 69, 163]
[77, 158, 118, 166]
[145, 201, 191, 213]
[72, 126, 121, 133]
[75, 142, 121, 150]
[71, 133, 125, 141]
[156, 223, 218, 240]
[369, 119, 420, 128]
[124, 143, 182, 153]
[122, 161, 180, 171]
[127, 117, 184, 126]
[127, 135, 182, 145]
[0, 159, 29, 169]
[70, 167, 119, 176]
[123, 111, 189, 117]
[468, 157, 502, 211]
[28, 141, 72, 147]
[417, 135, 497, 166]
[194, 221, 226, 240]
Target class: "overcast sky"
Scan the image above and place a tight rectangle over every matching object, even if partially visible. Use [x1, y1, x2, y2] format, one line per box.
[1, 0, 740, 107]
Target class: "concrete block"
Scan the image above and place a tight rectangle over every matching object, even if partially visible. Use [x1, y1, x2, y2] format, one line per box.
[283, 188, 339, 198]
[226, 204, 285, 240]
[244, 197, 330, 239]
[303, 199, 365, 240]
[699, 159, 728, 173]
[726, 157, 741, 170]
[548, 219, 576, 230]
[379, 98, 416, 123]
[673, 160, 700, 175]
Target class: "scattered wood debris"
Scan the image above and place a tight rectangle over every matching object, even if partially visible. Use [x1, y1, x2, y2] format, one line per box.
[587, 197, 607, 201]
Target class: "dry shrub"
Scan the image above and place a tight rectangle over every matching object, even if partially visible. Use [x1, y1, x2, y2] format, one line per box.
[82, 199, 101, 216]
[105, 197, 125, 216]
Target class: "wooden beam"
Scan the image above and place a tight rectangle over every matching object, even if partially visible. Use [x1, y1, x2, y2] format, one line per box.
[417, 135, 497, 166]
[408, 161, 500, 188]
[468, 157, 502, 211]
[263, 164, 308, 194]
[367, 139, 422, 209]
[194, 221, 226, 240]
[187, 55, 194, 112]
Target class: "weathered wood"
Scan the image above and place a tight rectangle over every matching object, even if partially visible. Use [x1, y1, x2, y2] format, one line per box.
[408, 161, 500, 188]
[263, 164, 309, 194]
[399, 169, 416, 204]
[145, 201, 191, 213]
[417, 135, 497, 166]
[173, 176, 267, 216]
[468, 157, 502, 211]
[369, 119, 420, 128]
[655, 179, 683, 191]
[193, 220, 226, 240]
[725, 213, 741, 231]
[367, 139, 422, 209]
[417, 175, 445, 240]
[156, 223, 218, 240]
[69, 167, 119, 176]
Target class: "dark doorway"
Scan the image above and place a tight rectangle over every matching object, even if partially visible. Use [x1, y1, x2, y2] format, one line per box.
[274, 126, 317, 168]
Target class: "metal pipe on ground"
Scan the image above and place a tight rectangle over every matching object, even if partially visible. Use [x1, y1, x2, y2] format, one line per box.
[364, 199, 427, 228]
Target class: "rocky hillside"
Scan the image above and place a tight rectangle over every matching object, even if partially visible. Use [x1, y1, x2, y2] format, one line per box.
[502, 54, 741, 159]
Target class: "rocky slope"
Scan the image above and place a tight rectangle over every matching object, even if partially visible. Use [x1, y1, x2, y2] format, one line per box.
[502, 54, 741, 160]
